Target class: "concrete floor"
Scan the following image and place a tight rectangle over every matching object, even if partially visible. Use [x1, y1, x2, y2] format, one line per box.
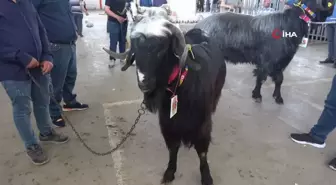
[1, 12, 336, 185]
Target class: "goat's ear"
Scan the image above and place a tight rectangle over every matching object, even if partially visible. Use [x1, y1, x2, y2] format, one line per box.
[186, 58, 201, 71]
[186, 46, 201, 71]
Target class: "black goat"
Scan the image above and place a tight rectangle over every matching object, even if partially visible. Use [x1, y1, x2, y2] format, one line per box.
[194, 0, 334, 104]
[104, 17, 226, 185]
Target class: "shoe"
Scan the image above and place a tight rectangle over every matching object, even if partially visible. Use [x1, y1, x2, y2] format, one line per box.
[329, 158, 336, 171]
[62, 101, 89, 112]
[290, 133, 326, 148]
[26, 144, 50, 166]
[108, 59, 116, 68]
[320, 58, 334, 64]
[52, 116, 65, 127]
[39, 129, 69, 144]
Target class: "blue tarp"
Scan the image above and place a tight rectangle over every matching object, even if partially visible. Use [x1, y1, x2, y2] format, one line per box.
[140, 0, 152, 7]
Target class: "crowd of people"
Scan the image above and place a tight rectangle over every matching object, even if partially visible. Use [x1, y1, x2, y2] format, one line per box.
[0, 0, 336, 173]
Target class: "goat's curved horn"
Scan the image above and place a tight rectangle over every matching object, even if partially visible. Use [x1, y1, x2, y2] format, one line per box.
[136, 3, 146, 14]
[102, 47, 130, 60]
[165, 22, 188, 67]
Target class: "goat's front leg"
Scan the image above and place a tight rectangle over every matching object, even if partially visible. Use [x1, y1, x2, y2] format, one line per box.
[252, 68, 267, 103]
[161, 136, 180, 184]
[194, 136, 213, 185]
[271, 72, 284, 104]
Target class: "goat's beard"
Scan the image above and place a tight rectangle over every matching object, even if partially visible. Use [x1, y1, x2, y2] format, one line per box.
[143, 88, 164, 113]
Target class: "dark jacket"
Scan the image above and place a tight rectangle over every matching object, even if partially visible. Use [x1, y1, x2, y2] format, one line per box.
[0, 0, 52, 81]
[32, 0, 78, 44]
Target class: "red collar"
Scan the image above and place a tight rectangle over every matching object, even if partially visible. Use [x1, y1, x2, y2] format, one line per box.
[299, 14, 311, 23]
[166, 65, 189, 95]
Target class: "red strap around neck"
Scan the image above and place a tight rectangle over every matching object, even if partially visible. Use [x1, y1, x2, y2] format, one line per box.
[168, 65, 180, 84]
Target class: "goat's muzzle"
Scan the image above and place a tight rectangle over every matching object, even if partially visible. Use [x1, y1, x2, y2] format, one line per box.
[138, 79, 156, 93]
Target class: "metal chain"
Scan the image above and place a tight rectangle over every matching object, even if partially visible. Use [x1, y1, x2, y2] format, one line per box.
[27, 70, 146, 156]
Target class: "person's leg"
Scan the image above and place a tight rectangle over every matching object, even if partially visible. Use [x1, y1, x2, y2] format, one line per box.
[31, 74, 69, 144]
[1, 80, 49, 165]
[321, 24, 334, 64]
[291, 74, 336, 148]
[77, 13, 84, 36]
[309, 75, 336, 142]
[332, 24, 336, 67]
[119, 21, 128, 53]
[62, 44, 89, 111]
[107, 21, 121, 67]
[49, 43, 72, 127]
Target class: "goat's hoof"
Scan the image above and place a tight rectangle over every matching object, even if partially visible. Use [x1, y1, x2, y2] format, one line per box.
[161, 170, 175, 184]
[201, 175, 214, 185]
[274, 96, 284, 104]
[108, 64, 115, 68]
[252, 93, 262, 103]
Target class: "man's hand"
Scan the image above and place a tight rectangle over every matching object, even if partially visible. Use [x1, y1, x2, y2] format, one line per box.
[116, 15, 126, 24]
[26, 58, 40, 69]
[40, 61, 53, 75]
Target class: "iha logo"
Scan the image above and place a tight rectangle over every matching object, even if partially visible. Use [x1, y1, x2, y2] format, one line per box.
[272, 29, 298, 39]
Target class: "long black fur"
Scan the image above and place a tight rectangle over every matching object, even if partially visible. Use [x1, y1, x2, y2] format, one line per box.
[194, 0, 334, 104]
[132, 25, 226, 185]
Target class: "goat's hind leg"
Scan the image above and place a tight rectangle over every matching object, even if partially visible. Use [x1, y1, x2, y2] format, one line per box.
[271, 72, 284, 104]
[161, 136, 180, 184]
[194, 135, 213, 185]
[252, 68, 267, 103]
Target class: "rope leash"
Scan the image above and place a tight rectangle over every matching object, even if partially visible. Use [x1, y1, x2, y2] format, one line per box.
[27, 70, 146, 156]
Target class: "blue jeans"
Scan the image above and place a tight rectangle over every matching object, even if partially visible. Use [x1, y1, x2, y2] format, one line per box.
[309, 75, 336, 142]
[107, 21, 128, 56]
[1, 75, 53, 148]
[49, 43, 78, 119]
[73, 13, 83, 35]
[327, 24, 336, 60]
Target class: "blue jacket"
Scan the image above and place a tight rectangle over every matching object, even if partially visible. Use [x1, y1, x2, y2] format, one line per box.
[32, 0, 78, 44]
[0, 0, 52, 81]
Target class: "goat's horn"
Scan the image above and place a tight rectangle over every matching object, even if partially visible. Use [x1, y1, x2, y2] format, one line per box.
[165, 22, 187, 66]
[102, 47, 130, 60]
[136, 3, 146, 14]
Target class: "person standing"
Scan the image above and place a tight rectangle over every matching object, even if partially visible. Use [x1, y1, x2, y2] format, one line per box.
[320, 24, 336, 68]
[0, 0, 69, 165]
[32, 0, 89, 128]
[105, 0, 128, 68]
[70, 0, 89, 37]
[290, 74, 336, 171]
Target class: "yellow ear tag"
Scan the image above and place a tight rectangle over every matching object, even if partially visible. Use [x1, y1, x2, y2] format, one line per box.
[187, 44, 195, 60]
[328, 2, 333, 7]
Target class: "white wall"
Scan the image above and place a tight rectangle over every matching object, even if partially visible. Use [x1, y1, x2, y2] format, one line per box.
[85, 0, 102, 10]
[168, 0, 196, 19]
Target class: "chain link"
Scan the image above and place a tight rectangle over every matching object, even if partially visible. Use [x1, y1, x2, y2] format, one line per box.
[27, 70, 146, 156]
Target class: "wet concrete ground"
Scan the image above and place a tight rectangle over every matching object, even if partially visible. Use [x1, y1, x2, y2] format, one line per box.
[1, 11, 336, 185]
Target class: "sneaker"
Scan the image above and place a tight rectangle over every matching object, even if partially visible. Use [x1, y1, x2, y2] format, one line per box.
[63, 102, 89, 112]
[26, 144, 50, 166]
[52, 116, 65, 127]
[290, 133, 326, 148]
[39, 130, 69, 144]
[329, 158, 336, 171]
[320, 58, 334, 64]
